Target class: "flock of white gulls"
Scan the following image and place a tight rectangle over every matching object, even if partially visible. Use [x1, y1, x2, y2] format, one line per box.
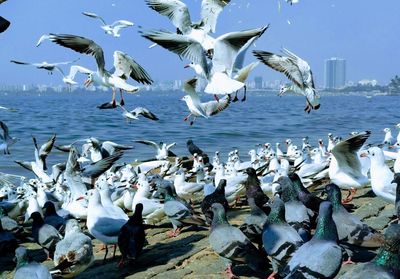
[1, 1, 400, 279]
[0, 119, 399, 278]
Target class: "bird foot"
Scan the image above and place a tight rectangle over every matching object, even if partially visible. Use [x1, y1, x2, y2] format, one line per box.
[111, 99, 117, 108]
[267, 271, 277, 279]
[117, 259, 126, 268]
[184, 117, 189, 122]
[342, 189, 357, 204]
[120, 99, 125, 106]
[224, 265, 239, 279]
[241, 96, 246, 102]
[232, 94, 239, 102]
[190, 121, 194, 126]
[342, 257, 355, 266]
[167, 228, 181, 238]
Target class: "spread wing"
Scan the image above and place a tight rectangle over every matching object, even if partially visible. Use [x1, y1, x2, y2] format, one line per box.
[113, 51, 153, 85]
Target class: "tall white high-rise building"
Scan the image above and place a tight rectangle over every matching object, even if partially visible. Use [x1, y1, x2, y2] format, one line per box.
[324, 58, 346, 89]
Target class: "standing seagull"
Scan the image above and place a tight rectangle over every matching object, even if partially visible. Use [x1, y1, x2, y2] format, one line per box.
[253, 48, 320, 113]
[82, 12, 134, 37]
[37, 34, 152, 107]
[0, 121, 18, 155]
[181, 78, 231, 125]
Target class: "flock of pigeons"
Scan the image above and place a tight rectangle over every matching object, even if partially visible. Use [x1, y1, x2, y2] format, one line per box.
[0, 121, 400, 278]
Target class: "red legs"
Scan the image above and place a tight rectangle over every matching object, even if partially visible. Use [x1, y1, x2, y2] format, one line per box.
[223, 265, 239, 279]
[267, 271, 277, 279]
[342, 257, 355, 266]
[118, 258, 126, 268]
[167, 227, 182, 238]
[342, 188, 357, 204]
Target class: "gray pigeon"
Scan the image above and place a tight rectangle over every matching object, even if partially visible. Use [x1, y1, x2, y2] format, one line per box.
[209, 203, 268, 278]
[275, 175, 313, 241]
[262, 197, 303, 276]
[0, 218, 17, 255]
[53, 219, 94, 277]
[239, 197, 268, 245]
[338, 223, 400, 279]
[14, 247, 52, 279]
[31, 211, 62, 258]
[325, 183, 384, 248]
[158, 186, 206, 237]
[282, 201, 343, 279]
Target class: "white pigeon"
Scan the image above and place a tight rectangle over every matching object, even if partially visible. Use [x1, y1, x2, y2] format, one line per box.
[253, 48, 320, 113]
[82, 12, 134, 37]
[329, 131, 371, 202]
[363, 146, 396, 202]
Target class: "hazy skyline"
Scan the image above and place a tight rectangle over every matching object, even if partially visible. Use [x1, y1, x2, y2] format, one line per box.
[1, 0, 399, 87]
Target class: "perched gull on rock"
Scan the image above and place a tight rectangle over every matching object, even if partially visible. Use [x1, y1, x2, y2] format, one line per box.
[82, 12, 134, 37]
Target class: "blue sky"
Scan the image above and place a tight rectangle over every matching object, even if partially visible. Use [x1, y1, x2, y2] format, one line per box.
[1, 0, 399, 86]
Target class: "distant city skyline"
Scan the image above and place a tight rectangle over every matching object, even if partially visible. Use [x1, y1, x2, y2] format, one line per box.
[1, 0, 399, 88]
[324, 57, 346, 89]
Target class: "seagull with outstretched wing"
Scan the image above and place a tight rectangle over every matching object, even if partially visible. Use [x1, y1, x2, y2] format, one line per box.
[82, 12, 134, 37]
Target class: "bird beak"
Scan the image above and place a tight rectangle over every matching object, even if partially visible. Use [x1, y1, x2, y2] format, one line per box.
[76, 196, 85, 201]
[359, 152, 368, 157]
[184, 64, 190, 69]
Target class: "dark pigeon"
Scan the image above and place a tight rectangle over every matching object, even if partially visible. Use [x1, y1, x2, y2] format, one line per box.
[0, 218, 18, 255]
[209, 203, 268, 277]
[201, 179, 229, 224]
[244, 168, 269, 211]
[289, 172, 323, 213]
[187, 139, 209, 164]
[282, 201, 343, 279]
[391, 173, 400, 220]
[43, 201, 65, 231]
[239, 197, 268, 245]
[118, 203, 146, 267]
[262, 197, 303, 276]
[338, 223, 400, 279]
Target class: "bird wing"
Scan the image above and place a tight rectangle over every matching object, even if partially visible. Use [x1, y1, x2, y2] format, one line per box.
[81, 151, 123, 178]
[331, 131, 371, 174]
[65, 146, 81, 173]
[66, 65, 93, 80]
[213, 26, 268, 75]
[200, 0, 231, 33]
[47, 34, 106, 75]
[0, 121, 10, 140]
[53, 57, 80, 66]
[10, 60, 33, 66]
[281, 48, 313, 88]
[133, 140, 159, 150]
[113, 51, 153, 85]
[82, 12, 107, 25]
[110, 20, 134, 28]
[253, 50, 306, 90]
[202, 94, 231, 116]
[145, 0, 192, 34]
[141, 30, 209, 76]
[0, 16, 10, 33]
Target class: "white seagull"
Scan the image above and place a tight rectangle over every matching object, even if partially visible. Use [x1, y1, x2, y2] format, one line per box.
[145, 0, 231, 52]
[82, 12, 134, 37]
[328, 131, 371, 203]
[181, 77, 231, 125]
[118, 105, 159, 122]
[37, 34, 153, 107]
[10, 58, 79, 76]
[133, 140, 176, 160]
[253, 48, 320, 113]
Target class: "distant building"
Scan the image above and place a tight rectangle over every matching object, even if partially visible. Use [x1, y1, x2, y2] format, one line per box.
[358, 79, 378, 87]
[324, 57, 346, 89]
[254, 76, 263, 89]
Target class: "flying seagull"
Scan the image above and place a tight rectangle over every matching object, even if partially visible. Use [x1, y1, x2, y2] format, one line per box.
[118, 105, 159, 122]
[37, 34, 152, 107]
[82, 12, 134, 38]
[253, 48, 320, 113]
